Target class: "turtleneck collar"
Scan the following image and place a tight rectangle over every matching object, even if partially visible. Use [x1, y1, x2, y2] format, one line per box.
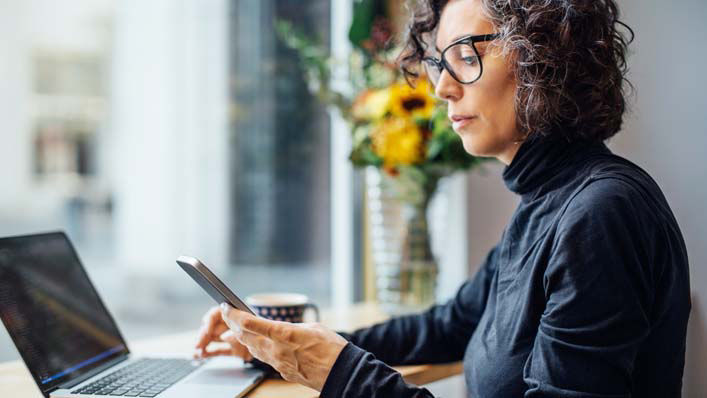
[502, 133, 609, 198]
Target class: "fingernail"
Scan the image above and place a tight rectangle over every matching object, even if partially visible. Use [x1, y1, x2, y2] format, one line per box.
[220, 304, 241, 331]
[193, 348, 202, 358]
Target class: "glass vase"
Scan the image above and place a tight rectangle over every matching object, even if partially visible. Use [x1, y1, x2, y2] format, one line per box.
[366, 167, 441, 314]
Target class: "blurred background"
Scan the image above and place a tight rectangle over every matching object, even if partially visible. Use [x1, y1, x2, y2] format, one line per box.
[0, 0, 705, 396]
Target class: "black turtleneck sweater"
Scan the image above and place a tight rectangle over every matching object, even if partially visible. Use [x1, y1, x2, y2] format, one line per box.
[319, 134, 691, 398]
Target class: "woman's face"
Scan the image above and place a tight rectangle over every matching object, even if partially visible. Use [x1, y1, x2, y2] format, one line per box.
[434, 0, 522, 165]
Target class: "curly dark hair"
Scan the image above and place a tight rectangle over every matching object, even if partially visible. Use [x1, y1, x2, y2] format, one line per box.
[398, 0, 634, 142]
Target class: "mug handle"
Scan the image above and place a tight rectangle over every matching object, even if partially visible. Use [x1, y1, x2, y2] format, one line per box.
[304, 302, 320, 322]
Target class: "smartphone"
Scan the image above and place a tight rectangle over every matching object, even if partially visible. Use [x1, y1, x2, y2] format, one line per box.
[176, 255, 256, 315]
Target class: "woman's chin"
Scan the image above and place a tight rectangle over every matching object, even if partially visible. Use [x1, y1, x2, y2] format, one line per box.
[461, 136, 487, 157]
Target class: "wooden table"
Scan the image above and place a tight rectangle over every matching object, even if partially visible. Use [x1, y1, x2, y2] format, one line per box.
[0, 303, 462, 397]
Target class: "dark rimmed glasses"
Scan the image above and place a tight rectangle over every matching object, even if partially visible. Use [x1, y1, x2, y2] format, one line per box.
[422, 33, 500, 86]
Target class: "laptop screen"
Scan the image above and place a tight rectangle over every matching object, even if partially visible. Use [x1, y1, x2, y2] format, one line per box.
[0, 232, 129, 395]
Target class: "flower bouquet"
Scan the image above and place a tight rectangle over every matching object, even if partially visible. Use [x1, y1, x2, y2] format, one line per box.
[277, 1, 489, 310]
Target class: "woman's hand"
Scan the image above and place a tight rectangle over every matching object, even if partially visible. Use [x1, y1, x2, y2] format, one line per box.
[220, 303, 348, 392]
[194, 306, 253, 361]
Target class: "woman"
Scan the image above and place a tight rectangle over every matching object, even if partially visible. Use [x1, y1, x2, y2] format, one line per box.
[194, 0, 691, 396]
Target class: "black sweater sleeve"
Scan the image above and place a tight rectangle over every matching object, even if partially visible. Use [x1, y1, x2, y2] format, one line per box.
[320, 246, 499, 398]
[320, 343, 436, 398]
[344, 244, 498, 365]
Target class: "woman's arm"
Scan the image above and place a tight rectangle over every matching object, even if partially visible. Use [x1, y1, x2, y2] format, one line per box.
[339, 245, 500, 366]
[320, 343, 436, 398]
[219, 245, 500, 398]
[221, 305, 437, 397]
[316, 246, 499, 397]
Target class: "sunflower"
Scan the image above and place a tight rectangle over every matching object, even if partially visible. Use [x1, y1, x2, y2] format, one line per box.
[371, 117, 425, 170]
[389, 79, 436, 120]
[351, 88, 391, 121]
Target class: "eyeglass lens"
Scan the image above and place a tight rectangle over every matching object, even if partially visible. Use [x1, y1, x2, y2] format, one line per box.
[424, 42, 481, 86]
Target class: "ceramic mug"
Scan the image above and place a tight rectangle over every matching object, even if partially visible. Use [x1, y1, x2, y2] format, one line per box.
[245, 293, 319, 323]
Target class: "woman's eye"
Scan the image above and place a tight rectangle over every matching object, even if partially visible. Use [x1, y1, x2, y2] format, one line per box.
[462, 56, 478, 66]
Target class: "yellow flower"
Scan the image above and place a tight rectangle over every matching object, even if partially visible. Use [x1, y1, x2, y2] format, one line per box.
[351, 88, 391, 121]
[389, 79, 436, 119]
[371, 117, 425, 169]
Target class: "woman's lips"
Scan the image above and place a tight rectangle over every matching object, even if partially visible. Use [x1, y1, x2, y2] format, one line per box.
[450, 116, 476, 131]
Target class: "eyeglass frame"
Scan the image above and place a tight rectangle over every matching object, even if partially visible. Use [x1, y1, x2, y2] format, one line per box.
[422, 33, 500, 85]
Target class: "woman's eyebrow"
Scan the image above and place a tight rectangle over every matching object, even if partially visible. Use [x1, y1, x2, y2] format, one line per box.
[434, 34, 472, 53]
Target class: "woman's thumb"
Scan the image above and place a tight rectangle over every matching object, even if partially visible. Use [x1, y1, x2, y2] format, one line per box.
[220, 329, 238, 343]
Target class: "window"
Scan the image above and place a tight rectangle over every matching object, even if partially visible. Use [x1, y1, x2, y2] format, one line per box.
[228, 1, 332, 302]
[0, 0, 344, 361]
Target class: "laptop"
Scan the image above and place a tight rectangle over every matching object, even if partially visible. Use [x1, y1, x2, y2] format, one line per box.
[0, 232, 264, 398]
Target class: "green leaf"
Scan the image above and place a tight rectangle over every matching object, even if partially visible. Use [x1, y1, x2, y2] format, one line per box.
[349, 142, 383, 168]
[349, 0, 376, 48]
[361, 147, 383, 165]
[352, 124, 371, 147]
[426, 138, 444, 160]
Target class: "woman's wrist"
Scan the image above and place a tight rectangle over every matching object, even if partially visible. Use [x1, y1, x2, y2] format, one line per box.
[320, 342, 366, 398]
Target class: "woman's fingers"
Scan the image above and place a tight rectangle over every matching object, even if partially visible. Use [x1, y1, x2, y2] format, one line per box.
[194, 306, 233, 359]
[220, 330, 253, 360]
[219, 303, 348, 391]
[235, 330, 272, 357]
[202, 306, 219, 323]
[200, 342, 252, 359]
[200, 347, 233, 358]
[199, 322, 229, 344]
[195, 328, 255, 360]
[202, 306, 224, 333]
[195, 321, 228, 350]
[236, 347, 254, 361]
[221, 304, 288, 340]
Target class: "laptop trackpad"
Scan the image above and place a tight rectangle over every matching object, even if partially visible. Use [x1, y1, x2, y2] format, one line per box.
[184, 357, 263, 386]
[155, 357, 264, 398]
[185, 366, 261, 385]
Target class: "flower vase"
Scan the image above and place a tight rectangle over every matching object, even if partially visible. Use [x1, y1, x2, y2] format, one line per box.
[366, 167, 441, 314]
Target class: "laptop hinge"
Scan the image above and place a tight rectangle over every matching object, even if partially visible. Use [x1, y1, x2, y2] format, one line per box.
[55, 354, 130, 390]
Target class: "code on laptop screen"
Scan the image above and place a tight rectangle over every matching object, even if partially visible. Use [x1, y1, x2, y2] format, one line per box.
[0, 232, 128, 394]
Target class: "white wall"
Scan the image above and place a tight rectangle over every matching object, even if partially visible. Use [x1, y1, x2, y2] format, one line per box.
[431, 173, 472, 302]
[466, 163, 518, 274]
[465, 2, 707, 396]
[617, 1, 707, 396]
[0, 2, 31, 211]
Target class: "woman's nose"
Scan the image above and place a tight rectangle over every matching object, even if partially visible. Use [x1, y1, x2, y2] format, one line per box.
[434, 69, 463, 102]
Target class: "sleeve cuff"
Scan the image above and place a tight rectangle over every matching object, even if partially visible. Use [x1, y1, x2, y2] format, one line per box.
[320, 342, 366, 398]
[337, 331, 355, 341]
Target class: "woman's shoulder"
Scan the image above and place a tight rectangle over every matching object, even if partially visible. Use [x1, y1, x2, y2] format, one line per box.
[561, 151, 678, 234]
[586, 150, 657, 185]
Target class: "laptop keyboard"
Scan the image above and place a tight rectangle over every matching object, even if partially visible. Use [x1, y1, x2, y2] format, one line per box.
[70, 358, 202, 397]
